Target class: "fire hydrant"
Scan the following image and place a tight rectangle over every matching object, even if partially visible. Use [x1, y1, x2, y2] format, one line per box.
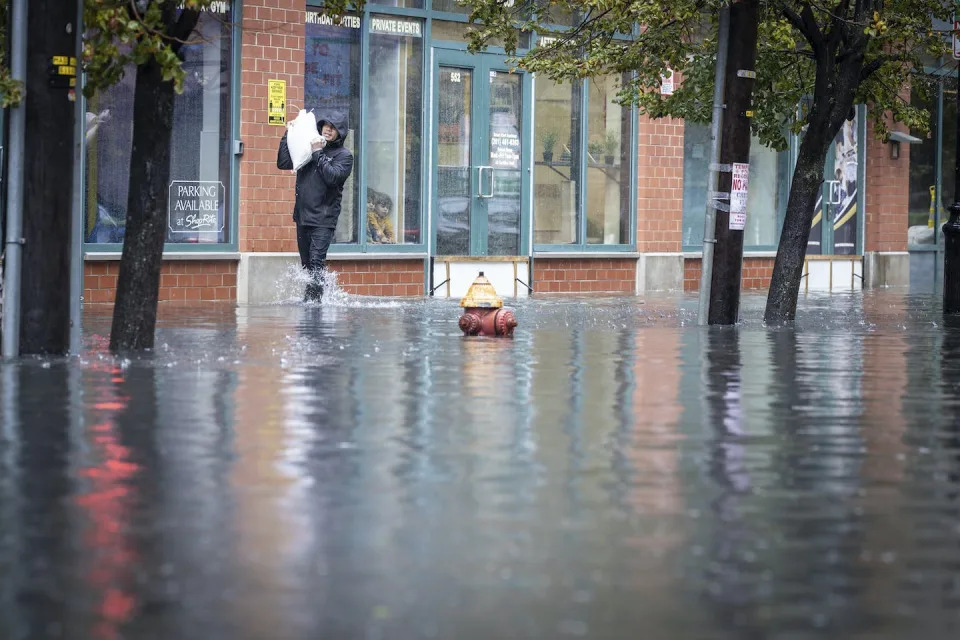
[458, 272, 517, 337]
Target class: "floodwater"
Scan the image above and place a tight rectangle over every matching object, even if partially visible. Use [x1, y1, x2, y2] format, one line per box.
[2, 283, 960, 639]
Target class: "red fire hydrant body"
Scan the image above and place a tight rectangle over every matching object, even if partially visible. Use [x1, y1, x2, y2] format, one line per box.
[458, 272, 517, 337]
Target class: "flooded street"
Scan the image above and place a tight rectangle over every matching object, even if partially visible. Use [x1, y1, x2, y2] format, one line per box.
[2, 289, 960, 639]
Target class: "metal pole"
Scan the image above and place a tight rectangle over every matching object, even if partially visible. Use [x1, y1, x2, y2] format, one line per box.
[69, 0, 85, 355]
[1, 0, 28, 358]
[944, 61, 960, 314]
[698, 5, 730, 325]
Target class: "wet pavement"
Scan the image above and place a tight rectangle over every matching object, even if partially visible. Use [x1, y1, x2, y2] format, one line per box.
[2, 286, 960, 639]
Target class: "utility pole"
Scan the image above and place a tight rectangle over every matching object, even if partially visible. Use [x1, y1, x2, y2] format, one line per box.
[697, 5, 730, 325]
[18, 0, 78, 353]
[708, 0, 759, 325]
[1, 0, 27, 358]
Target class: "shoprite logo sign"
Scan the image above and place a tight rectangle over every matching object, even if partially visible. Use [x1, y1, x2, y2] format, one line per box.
[168, 181, 225, 235]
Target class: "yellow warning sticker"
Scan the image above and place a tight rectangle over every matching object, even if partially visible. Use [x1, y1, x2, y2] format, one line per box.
[268, 79, 286, 126]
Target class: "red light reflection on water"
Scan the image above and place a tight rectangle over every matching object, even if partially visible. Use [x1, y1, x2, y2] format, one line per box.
[74, 359, 141, 640]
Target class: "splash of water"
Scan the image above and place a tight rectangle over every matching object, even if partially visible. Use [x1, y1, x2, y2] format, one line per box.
[272, 264, 402, 308]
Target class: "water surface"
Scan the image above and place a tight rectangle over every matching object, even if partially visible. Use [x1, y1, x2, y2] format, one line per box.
[2, 289, 960, 639]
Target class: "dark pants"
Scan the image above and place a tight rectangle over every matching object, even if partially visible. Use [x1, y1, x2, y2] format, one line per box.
[296, 224, 335, 301]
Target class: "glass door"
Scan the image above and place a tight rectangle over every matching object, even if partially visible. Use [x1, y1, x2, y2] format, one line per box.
[432, 50, 528, 256]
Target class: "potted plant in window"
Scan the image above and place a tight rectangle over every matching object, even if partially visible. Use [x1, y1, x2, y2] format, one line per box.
[588, 140, 605, 164]
[540, 130, 557, 163]
[604, 132, 619, 165]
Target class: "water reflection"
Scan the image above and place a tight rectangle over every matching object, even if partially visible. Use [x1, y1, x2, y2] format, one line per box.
[3, 292, 960, 637]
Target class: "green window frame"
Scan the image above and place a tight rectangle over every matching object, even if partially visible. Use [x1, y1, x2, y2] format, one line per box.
[81, 1, 241, 256]
[908, 63, 956, 252]
[529, 24, 638, 254]
[308, 2, 430, 256]
[681, 126, 792, 254]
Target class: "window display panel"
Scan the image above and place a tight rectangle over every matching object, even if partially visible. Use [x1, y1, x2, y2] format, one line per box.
[371, 0, 423, 7]
[366, 16, 424, 245]
[901, 78, 946, 239]
[533, 77, 581, 244]
[432, 0, 469, 14]
[85, 5, 232, 245]
[908, 78, 939, 245]
[305, 11, 362, 243]
[682, 121, 781, 248]
[585, 74, 631, 245]
[942, 78, 957, 217]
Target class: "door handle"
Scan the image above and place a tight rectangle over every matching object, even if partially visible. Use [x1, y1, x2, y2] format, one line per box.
[477, 165, 494, 198]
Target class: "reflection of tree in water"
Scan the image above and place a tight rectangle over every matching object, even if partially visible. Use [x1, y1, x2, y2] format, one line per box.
[690, 329, 870, 637]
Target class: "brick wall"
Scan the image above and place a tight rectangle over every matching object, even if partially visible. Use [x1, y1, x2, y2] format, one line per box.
[864, 122, 909, 253]
[533, 258, 635, 293]
[84, 262, 238, 303]
[238, 0, 305, 253]
[331, 260, 424, 296]
[636, 115, 684, 253]
[683, 257, 774, 292]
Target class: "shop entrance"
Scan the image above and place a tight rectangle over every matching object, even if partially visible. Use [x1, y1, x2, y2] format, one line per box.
[431, 50, 530, 258]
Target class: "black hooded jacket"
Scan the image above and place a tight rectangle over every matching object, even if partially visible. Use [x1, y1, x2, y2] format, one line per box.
[277, 111, 354, 229]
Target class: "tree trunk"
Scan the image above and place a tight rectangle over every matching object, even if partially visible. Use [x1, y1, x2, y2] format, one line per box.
[763, 122, 832, 325]
[19, 0, 76, 354]
[109, 58, 176, 353]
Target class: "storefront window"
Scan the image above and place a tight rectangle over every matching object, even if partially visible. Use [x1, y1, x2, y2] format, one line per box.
[682, 122, 782, 249]
[431, 20, 530, 49]
[585, 74, 631, 245]
[305, 11, 362, 244]
[942, 78, 957, 213]
[366, 16, 424, 245]
[372, 0, 423, 7]
[432, 0, 469, 14]
[533, 77, 581, 244]
[908, 78, 938, 240]
[85, 4, 232, 245]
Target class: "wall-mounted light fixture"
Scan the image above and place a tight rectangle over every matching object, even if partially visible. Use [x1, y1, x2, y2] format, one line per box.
[888, 130, 922, 160]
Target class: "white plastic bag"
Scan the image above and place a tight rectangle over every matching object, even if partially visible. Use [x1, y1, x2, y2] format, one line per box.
[286, 109, 319, 171]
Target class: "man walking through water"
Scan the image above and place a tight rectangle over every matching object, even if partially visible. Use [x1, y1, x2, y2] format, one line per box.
[277, 112, 354, 302]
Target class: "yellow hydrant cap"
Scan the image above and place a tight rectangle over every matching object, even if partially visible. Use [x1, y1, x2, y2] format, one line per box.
[460, 272, 503, 308]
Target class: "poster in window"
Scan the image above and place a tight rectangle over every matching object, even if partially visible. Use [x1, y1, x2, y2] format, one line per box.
[831, 113, 858, 254]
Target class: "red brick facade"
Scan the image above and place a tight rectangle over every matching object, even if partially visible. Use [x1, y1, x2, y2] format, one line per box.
[80, 6, 913, 303]
[683, 257, 775, 292]
[238, 0, 304, 254]
[533, 258, 636, 294]
[636, 115, 684, 253]
[864, 122, 910, 253]
[331, 260, 424, 296]
[85, 262, 238, 303]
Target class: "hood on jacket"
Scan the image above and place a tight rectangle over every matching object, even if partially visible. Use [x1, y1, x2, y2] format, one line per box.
[317, 112, 349, 147]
